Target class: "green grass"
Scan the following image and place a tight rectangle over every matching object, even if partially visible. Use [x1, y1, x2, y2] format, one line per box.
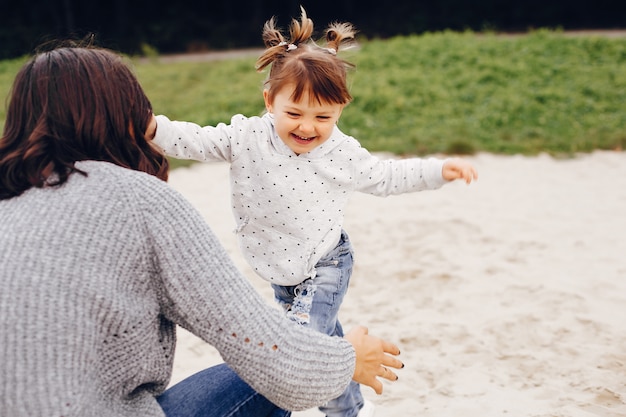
[0, 56, 27, 117]
[2, 30, 625, 166]
[346, 30, 626, 155]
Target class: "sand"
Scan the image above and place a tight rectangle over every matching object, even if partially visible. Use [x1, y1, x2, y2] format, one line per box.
[166, 151, 626, 417]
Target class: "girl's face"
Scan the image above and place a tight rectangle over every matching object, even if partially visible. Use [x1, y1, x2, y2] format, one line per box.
[264, 84, 344, 155]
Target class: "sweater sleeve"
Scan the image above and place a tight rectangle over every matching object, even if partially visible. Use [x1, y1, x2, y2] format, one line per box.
[134, 176, 355, 411]
[152, 114, 252, 163]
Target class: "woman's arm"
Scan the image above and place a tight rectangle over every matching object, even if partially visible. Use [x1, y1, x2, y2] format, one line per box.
[135, 175, 402, 410]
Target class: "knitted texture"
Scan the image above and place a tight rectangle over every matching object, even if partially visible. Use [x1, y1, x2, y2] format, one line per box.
[0, 161, 355, 416]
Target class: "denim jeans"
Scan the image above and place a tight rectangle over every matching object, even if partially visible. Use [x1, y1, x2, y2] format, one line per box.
[271, 231, 364, 417]
[157, 363, 291, 417]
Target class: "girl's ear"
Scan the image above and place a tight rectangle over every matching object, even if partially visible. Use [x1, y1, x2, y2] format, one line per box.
[263, 89, 273, 113]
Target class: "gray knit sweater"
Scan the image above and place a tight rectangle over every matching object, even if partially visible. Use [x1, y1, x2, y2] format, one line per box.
[0, 161, 355, 416]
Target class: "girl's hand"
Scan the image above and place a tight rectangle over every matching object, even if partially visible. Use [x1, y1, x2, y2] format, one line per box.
[344, 326, 404, 394]
[442, 158, 478, 184]
[145, 114, 157, 140]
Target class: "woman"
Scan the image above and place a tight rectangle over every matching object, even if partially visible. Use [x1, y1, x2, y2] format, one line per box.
[0, 44, 403, 417]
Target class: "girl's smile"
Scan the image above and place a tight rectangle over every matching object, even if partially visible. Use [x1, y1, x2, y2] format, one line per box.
[292, 133, 316, 142]
[264, 85, 344, 155]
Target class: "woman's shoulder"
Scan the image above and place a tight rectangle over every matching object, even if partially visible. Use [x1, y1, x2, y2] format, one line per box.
[74, 160, 198, 224]
[75, 161, 175, 200]
[76, 160, 162, 182]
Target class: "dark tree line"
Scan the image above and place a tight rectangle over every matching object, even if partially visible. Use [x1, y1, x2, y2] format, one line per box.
[0, 0, 623, 59]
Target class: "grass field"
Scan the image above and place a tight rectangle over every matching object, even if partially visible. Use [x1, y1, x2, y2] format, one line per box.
[1, 30, 625, 165]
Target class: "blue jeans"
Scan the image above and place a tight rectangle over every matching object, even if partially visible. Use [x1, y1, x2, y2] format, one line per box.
[157, 363, 291, 417]
[271, 231, 364, 417]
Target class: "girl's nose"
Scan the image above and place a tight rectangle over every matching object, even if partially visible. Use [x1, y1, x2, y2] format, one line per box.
[299, 121, 315, 135]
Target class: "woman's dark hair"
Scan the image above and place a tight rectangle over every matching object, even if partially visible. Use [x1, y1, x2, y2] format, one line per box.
[0, 43, 168, 199]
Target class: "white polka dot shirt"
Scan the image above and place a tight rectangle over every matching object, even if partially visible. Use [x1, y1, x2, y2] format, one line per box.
[153, 113, 447, 285]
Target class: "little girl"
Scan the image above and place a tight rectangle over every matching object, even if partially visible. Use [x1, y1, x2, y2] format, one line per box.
[148, 8, 477, 417]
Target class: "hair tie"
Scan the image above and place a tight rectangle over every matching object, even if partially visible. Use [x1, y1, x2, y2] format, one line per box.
[278, 41, 298, 51]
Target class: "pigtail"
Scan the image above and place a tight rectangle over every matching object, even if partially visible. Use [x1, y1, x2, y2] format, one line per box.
[261, 17, 285, 48]
[324, 22, 356, 54]
[256, 6, 315, 72]
[256, 17, 286, 71]
[289, 6, 314, 45]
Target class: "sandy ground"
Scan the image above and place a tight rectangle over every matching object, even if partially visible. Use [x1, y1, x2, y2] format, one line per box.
[166, 151, 626, 417]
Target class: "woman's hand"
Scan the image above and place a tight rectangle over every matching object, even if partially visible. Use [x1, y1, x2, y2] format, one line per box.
[344, 326, 403, 394]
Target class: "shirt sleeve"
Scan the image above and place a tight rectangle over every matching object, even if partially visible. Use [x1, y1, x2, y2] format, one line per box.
[152, 114, 253, 163]
[133, 176, 355, 411]
[350, 141, 448, 196]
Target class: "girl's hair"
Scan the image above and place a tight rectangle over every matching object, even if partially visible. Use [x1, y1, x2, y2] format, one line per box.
[0, 43, 168, 200]
[256, 7, 356, 106]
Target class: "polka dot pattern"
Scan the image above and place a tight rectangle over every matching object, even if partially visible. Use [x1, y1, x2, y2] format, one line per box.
[153, 113, 448, 285]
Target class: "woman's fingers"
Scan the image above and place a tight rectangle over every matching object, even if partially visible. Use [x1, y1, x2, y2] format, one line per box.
[381, 339, 401, 356]
[344, 326, 404, 394]
[380, 339, 404, 375]
[378, 365, 399, 381]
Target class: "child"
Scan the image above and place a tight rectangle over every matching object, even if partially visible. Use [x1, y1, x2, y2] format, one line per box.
[148, 8, 477, 417]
